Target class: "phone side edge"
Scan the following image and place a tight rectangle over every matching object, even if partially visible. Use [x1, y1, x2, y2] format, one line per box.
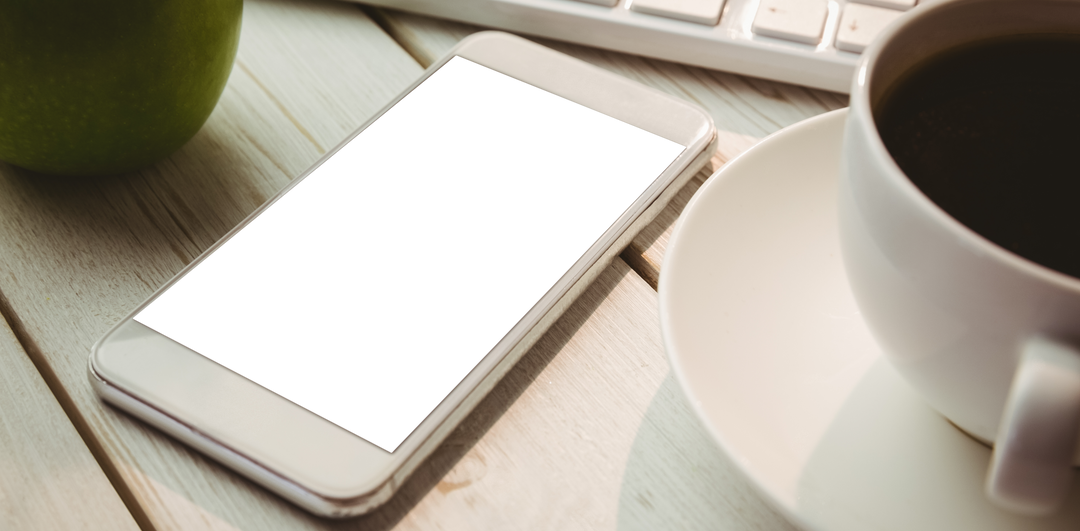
[381, 125, 718, 503]
[88, 344, 399, 518]
[85, 30, 718, 518]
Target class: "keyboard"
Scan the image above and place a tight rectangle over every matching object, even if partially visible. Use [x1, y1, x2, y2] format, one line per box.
[351, 0, 916, 93]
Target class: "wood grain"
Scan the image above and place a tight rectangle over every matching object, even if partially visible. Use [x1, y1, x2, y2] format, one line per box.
[0, 312, 139, 530]
[0, 1, 424, 529]
[622, 133, 760, 289]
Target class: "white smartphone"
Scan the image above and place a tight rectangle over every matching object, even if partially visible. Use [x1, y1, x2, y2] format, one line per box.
[89, 32, 715, 518]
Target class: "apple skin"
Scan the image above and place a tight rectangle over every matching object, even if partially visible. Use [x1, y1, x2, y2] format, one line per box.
[0, 0, 243, 176]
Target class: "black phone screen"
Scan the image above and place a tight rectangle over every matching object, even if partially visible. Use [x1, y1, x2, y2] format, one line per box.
[134, 56, 685, 452]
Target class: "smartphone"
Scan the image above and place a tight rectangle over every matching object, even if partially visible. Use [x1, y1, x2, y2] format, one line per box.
[89, 32, 716, 517]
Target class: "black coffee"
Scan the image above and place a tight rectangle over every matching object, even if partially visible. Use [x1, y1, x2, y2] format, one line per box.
[877, 34, 1080, 279]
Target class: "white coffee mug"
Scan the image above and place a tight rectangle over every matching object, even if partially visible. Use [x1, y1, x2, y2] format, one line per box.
[839, 0, 1080, 516]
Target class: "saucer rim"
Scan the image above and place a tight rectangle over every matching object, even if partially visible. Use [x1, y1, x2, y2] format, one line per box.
[659, 108, 847, 531]
[658, 107, 1080, 530]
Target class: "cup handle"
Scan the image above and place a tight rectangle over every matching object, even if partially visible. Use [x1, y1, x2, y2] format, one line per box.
[986, 337, 1080, 515]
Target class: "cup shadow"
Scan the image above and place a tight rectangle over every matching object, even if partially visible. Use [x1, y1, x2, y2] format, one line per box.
[795, 358, 1080, 531]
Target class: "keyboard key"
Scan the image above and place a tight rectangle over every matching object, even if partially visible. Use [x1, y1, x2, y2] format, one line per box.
[362, 0, 868, 92]
[835, 3, 903, 53]
[569, 0, 620, 6]
[752, 0, 829, 45]
[850, 0, 916, 10]
[631, 0, 725, 25]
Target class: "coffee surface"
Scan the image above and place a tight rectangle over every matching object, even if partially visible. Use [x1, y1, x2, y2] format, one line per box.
[877, 34, 1080, 279]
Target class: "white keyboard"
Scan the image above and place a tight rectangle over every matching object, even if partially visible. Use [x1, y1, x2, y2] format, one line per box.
[352, 0, 916, 93]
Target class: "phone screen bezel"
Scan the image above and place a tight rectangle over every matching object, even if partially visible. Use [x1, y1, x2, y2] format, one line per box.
[89, 31, 715, 516]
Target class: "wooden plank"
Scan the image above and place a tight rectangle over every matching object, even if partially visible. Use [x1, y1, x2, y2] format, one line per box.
[0, 1, 425, 529]
[0, 315, 139, 530]
[367, 8, 847, 283]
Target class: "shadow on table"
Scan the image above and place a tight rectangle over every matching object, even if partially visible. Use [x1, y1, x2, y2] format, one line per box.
[0, 127, 616, 530]
[794, 358, 1080, 531]
[100, 250, 640, 530]
[615, 373, 797, 531]
[0, 146, 785, 529]
[342, 254, 628, 529]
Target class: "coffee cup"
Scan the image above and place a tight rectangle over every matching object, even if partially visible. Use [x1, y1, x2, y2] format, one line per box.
[839, 0, 1080, 516]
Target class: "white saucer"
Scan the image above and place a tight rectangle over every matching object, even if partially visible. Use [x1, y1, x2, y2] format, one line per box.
[659, 109, 1080, 531]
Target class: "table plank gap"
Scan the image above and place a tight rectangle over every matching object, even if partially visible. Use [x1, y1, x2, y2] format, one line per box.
[617, 138, 754, 290]
[624, 131, 762, 288]
[0, 290, 143, 531]
[233, 60, 327, 154]
[360, 6, 435, 68]
[622, 243, 660, 291]
[0, 2, 428, 528]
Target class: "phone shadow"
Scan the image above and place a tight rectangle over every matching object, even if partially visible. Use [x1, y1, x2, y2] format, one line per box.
[340, 255, 630, 530]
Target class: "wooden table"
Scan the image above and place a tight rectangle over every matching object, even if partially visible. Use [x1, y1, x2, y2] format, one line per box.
[0, 1, 846, 529]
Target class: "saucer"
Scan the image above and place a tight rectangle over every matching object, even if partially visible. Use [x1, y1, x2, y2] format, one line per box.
[659, 109, 1080, 531]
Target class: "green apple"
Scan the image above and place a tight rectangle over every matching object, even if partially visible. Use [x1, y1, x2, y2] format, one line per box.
[0, 0, 243, 176]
